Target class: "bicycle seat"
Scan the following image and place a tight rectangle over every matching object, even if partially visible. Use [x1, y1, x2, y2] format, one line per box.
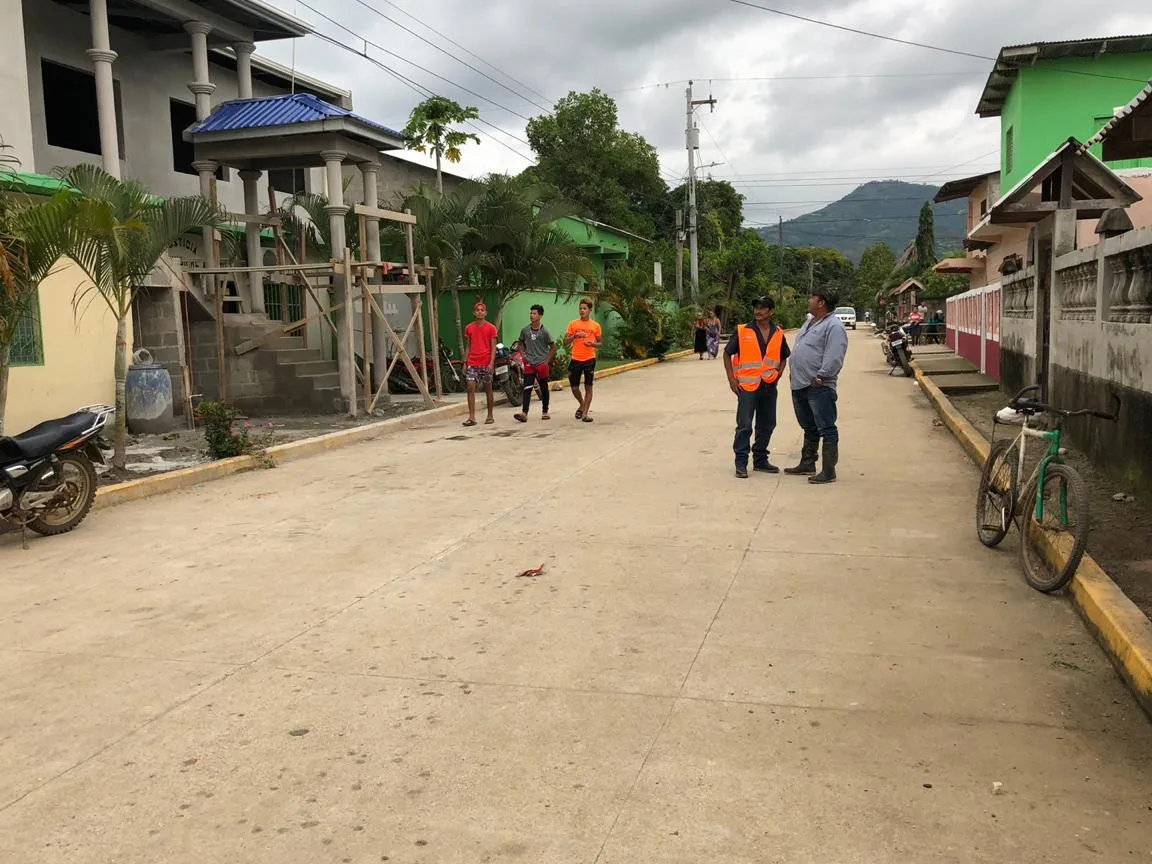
[1011, 398, 1044, 415]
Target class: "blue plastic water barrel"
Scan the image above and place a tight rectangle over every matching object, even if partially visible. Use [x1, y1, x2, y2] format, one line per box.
[125, 349, 174, 434]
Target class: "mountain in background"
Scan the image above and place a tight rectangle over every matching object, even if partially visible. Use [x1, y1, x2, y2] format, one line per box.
[753, 181, 968, 264]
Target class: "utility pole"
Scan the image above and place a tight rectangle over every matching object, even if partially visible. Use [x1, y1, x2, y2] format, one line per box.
[686, 80, 716, 304]
[675, 209, 684, 302]
[777, 216, 784, 293]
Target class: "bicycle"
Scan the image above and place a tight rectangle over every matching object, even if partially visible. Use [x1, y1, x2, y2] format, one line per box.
[975, 384, 1120, 593]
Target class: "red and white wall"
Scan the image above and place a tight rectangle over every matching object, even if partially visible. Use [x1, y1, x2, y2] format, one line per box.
[946, 284, 1001, 380]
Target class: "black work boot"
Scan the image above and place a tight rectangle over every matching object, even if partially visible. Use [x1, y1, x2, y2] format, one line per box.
[808, 441, 839, 485]
[753, 457, 779, 474]
[735, 463, 749, 479]
[784, 438, 819, 476]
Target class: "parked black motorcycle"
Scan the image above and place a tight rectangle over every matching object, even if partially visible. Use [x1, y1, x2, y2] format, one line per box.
[881, 322, 914, 377]
[1, 405, 113, 546]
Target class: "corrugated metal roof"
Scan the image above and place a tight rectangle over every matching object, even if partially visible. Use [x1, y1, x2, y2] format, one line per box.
[1085, 80, 1152, 147]
[0, 171, 75, 196]
[190, 93, 402, 139]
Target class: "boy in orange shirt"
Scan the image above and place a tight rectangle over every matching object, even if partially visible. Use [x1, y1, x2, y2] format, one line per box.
[564, 298, 603, 422]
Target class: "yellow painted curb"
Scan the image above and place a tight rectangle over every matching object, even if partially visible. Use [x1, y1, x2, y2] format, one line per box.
[94, 353, 691, 512]
[547, 350, 694, 391]
[912, 360, 1152, 716]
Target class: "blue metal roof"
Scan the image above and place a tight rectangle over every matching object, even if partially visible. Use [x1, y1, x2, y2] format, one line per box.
[190, 93, 403, 139]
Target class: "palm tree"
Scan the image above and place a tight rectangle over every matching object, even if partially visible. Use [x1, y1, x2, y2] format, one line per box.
[44, 164, 227, 469]
[599, 261, 666, 359]
[465, 175, 595, 331]
[0, 153, 68, 434]
[403, 97, 481, 195]
[385, 181, 480, 357]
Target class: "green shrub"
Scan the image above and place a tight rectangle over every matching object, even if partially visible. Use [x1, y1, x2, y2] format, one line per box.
[196, 401, 276, 461]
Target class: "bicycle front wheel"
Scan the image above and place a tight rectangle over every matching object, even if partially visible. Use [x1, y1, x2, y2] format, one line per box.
[976, 437, 1018, 548]
[1018, 463, 1089, 593]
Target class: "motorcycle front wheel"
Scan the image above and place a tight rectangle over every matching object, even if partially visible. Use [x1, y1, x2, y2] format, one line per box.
[504, 367, 523, 406]
[29, 452, 97, 537]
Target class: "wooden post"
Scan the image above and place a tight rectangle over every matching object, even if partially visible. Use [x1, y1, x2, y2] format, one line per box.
[342, 248, 357, 418]
[360, 275, 372, 409]
[415, 294, 429, 395]
[212, 228, 226, 403]
[425, 255, 442, 399]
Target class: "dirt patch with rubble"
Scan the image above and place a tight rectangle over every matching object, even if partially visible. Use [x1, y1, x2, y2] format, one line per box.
[948, 389, 1152, 620]
[98, 401, 434, 486]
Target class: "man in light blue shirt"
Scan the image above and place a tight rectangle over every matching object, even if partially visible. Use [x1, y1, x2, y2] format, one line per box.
[784, 288, 849, 484]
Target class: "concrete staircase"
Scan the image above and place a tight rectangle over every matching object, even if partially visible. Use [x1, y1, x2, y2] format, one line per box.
[189, 318, 343, 415]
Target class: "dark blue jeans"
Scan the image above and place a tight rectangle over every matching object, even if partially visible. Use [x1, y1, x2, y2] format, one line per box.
[792, 385, 839, 445]
[733, 384, 778, 467]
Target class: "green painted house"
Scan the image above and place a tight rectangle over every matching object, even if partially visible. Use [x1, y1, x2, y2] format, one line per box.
[436, 216, 645, 352]
[977, 34, 1152, 190]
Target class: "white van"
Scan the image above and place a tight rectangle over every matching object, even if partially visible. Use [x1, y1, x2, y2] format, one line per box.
[834, 306, 857, 329]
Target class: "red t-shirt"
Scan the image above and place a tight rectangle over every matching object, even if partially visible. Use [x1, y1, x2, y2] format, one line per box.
[464, 320, 498, 367]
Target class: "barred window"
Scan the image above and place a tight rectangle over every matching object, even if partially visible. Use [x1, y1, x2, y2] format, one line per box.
[9, 293, 44, 366]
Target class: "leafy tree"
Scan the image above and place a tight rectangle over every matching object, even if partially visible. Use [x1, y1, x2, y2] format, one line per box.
[43, 165, 227, 469]
[670, 179, 744, 251]
[913, 201, 937, 273]
[403, 97, 481, 195]
[855, 242, 897, 309]
[525, 89, 668, 238]
[464, 175, 595, 330]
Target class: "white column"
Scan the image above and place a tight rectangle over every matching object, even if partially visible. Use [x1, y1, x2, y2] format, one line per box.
[240, 169, 265, 313]
[185, 21, 216, 121]
[321, 150, 348, 256]
[192, 159, 219, 267]
[233, 41, 255, 100]
[86, 0, 120, 177]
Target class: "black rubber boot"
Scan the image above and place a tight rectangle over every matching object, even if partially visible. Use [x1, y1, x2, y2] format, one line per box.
[808, 441, 839, 485]
[784, 438, 819, 476]
[753, 459, 779, 474]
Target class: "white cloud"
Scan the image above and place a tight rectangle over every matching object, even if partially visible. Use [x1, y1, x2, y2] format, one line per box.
[255, 0, 1152, 218]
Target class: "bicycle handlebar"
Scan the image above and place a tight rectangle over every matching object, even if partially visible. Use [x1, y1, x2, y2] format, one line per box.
[1008, 384, 1120, 421]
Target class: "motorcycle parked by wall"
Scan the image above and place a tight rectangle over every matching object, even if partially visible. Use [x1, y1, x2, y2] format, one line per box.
[388, 340, 466, 395]
[881, 322, 914, 377]
[1, 405, 113, 546]
[493, 343, 522, 405]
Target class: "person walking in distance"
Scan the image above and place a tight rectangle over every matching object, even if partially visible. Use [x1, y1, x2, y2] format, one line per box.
[514, 304, 556, 423]
[724, 295, 790, 479]
[785, 288, 849, 484]
[462, 301, 498, 427]
[564, 298, 602, 422]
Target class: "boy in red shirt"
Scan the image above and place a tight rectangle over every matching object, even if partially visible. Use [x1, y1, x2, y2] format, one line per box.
[462, 301, 498, 426]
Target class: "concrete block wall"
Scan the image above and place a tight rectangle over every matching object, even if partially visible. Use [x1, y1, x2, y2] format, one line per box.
[133, 287, 187, 416]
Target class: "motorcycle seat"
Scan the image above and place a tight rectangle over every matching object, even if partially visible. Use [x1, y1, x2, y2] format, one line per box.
[0, 411, 97, 463]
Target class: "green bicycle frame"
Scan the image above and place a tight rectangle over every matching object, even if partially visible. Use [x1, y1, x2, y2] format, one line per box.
[1033, 425, 1067, 523]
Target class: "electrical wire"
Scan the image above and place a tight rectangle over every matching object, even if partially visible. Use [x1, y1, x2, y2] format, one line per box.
[307, 31, 536, 164]
[608, 72, 983, 93]
[725, 0, 1151, 86]
[297, 0, 534, 122]
[366, 0, 554, 106]
[337, 0, 553, 113]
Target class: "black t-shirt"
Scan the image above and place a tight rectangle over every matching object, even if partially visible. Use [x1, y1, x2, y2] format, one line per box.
[724, 321, 792, 361]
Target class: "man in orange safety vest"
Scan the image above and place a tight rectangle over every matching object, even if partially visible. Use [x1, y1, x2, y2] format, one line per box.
[723, 295, 791, 479]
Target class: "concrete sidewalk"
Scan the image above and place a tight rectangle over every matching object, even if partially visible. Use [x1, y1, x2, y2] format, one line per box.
[2, 333, 1150, 862]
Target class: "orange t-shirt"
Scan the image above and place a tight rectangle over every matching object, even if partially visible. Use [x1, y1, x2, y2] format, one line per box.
[566, 318, 602, 362]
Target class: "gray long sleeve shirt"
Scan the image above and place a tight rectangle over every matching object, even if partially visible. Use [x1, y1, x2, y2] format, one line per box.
[789, 313, 849, 390]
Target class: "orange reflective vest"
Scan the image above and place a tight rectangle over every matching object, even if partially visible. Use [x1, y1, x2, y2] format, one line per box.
[734, 324, 784, 391]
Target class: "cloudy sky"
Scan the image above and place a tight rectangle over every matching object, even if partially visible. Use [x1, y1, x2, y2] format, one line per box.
[257, 0, 1151, 227]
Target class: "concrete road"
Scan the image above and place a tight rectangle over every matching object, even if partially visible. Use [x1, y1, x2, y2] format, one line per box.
[2, 330, 1150, 863]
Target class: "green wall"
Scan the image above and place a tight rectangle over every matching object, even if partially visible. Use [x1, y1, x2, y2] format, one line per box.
[1001, 55, 1152, 189]
[433, 289, 616, 359]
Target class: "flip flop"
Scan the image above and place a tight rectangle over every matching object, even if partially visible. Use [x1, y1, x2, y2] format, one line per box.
[484, 418, 495, 425]
[514, 413, 528, 423]
[462, 419, 477, 427]
[582, 415, 594, 423]
[575, 410, 583, 420]
[542, 413, 551, 420]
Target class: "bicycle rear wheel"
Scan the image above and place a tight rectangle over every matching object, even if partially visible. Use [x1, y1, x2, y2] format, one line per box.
[976, 437, 1018, 548]
[1018, 463, 1089, 593]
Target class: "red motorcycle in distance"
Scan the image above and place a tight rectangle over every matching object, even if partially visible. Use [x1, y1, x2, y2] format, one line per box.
[497, 340, 527, 406]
